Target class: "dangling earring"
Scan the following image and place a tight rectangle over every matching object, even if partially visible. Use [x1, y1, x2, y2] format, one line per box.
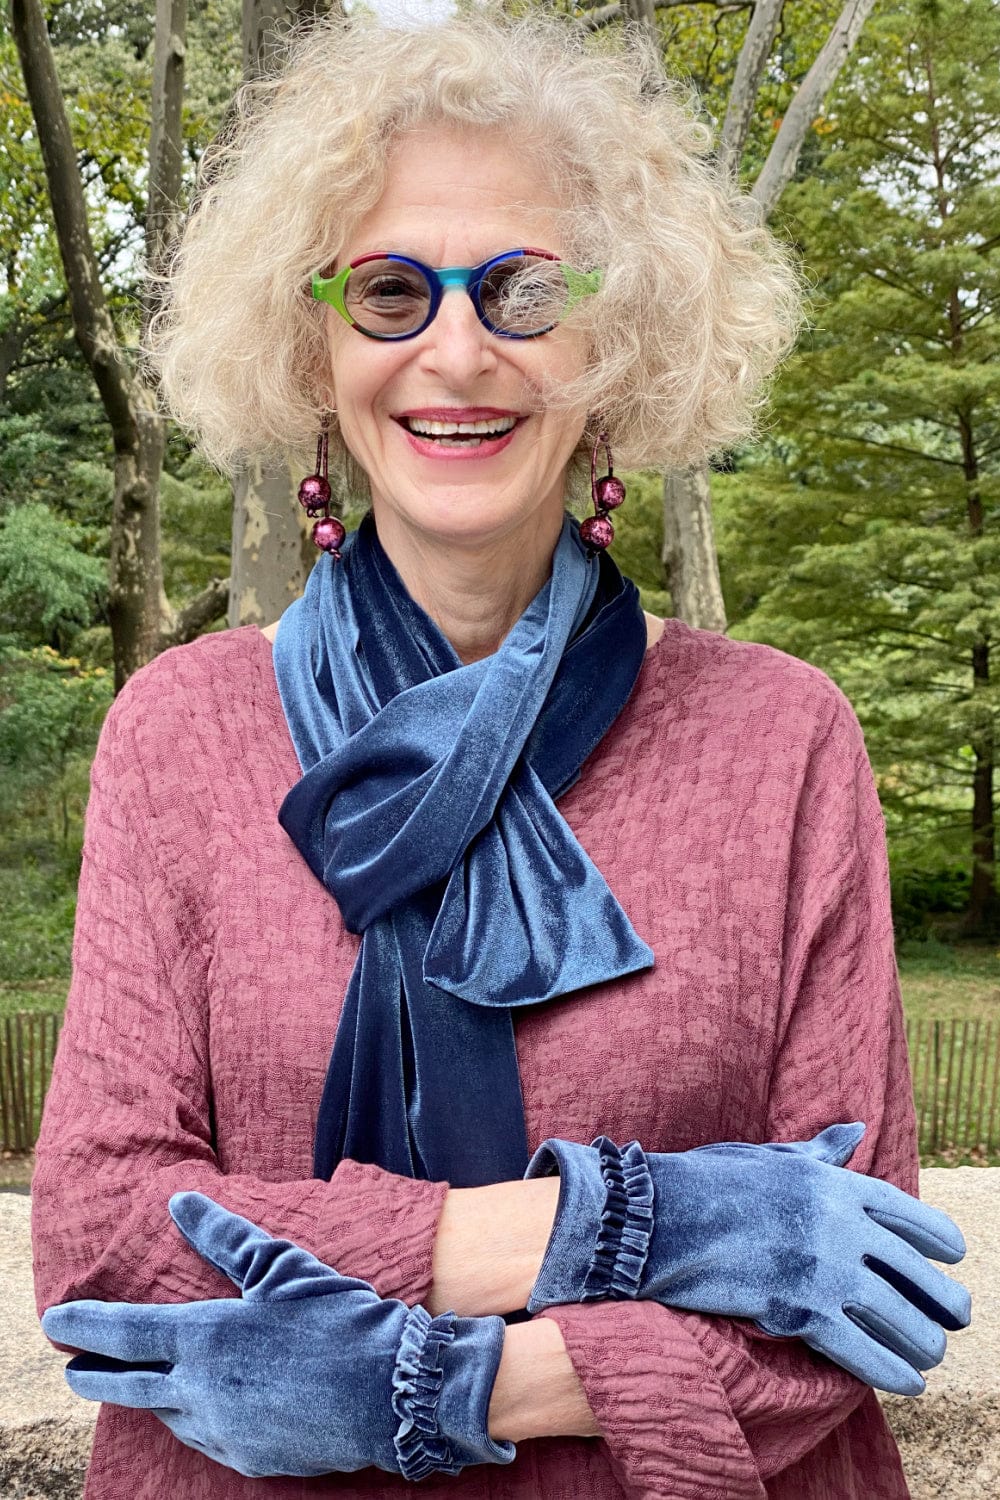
[298, 412, 346, 558]
[581, 429, 626, 554]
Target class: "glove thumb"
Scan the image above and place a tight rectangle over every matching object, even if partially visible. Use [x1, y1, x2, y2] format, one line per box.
[168, 1192, 377, 1302]
[762, 1122, 866, 1166]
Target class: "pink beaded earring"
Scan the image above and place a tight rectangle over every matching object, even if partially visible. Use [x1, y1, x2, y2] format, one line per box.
[580, 430, 626, 554]
[298, 413, 346, 558]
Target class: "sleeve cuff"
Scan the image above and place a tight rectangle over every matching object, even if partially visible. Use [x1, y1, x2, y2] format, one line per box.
[584, 1136, 655, 1300]
[392, 1304, 465, 1480]
[525, 1136, 654, 1311]
[391, 1305, 515, 1480]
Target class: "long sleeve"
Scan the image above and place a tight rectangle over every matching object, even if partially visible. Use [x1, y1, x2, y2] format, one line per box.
[540, 681, 917, 1499]
[31, 661, 448, 1320]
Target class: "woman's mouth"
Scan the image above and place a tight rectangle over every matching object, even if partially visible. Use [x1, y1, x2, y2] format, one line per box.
[401, 415, 518, 446]
[395, 413, 523, 460]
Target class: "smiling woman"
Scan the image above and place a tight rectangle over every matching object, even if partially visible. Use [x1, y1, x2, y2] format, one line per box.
[31, 7, 971, 1500]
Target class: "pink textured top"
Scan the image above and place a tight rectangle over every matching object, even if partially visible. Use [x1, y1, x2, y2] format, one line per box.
[32, 620, 917, 1500]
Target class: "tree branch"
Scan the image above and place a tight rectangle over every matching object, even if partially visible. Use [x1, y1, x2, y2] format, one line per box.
[159, 578, 229, 649]
[580, 0, 752, 30]
[718, 0, 784, 179]
[752, 0, 877, 218]
[146, 0, 187, 285]
[800, 429, 966, 469]
[10, 0, 138, 452]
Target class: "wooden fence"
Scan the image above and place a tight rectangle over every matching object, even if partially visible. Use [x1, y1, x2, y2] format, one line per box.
[1, 1012, 61, 1154]
[2, 1013, 1000, 1159]
[906, 1017, 1000, 1160]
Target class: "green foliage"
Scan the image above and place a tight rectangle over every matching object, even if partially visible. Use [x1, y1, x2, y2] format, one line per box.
[0, 642, 110, 804]
[718, 0, 1000, 911]
[0, 858, 79, 983]
[0, 641, 106, 994]
[160, 453, 232, 601]
[890, 861, 972, 942]
[614, 469, 671, 619]
[0, 503, 106, 649]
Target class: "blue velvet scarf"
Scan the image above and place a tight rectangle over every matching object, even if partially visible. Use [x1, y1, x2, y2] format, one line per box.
[273, 510, 653, 1188]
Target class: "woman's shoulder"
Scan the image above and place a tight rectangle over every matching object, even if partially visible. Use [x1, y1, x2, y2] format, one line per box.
[98, 625, 274, 767]
[642, 616, 863, 753]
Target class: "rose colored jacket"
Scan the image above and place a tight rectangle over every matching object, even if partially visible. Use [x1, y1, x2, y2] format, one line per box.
[32, 621, 917, 1499]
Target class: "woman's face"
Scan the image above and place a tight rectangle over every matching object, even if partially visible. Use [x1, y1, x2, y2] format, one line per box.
[324, 124, 590, 552]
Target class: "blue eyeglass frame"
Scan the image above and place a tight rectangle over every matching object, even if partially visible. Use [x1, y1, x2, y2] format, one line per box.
[311, 246, 603, 341]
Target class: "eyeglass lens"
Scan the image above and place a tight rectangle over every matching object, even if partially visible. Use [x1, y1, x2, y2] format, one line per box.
[344, 254, 570, 337]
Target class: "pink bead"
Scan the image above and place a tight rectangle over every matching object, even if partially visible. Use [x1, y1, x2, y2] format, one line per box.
[313, 516, 346, 554]
[580, 514, 614, 551]
[595, 475, 626, 510]
[298, 474, 332, 512]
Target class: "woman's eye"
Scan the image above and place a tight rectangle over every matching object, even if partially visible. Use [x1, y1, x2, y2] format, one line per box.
[365, 278, 416, 301]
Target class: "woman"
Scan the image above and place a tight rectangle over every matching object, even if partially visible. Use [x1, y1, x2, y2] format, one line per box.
[33, 10, 969, 1499]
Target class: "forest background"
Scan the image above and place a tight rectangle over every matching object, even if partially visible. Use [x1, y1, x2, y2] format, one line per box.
[1, 0, 998, 1069]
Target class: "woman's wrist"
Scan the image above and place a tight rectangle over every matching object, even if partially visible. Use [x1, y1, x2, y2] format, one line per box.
[428, 1176, 559, 1318]
[488, 1316, 599, 1443]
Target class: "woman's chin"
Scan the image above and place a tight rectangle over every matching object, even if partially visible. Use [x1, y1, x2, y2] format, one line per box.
[371, 488, 558, 553]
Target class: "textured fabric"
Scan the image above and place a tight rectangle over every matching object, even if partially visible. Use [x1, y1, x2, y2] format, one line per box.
[523, 1126, 969, 1393]
[272, 511, 651, 1186]
[44, 1192, 513, 1479]
[32, 619, 920, 1499]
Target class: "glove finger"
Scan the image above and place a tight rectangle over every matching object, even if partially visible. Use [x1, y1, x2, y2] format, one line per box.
[864, 1224, 971, 1331]
[805, 1314, 926, 1397]
[42, 1302, 174, 1365]
[861, 1179, 967, 1263]
[64, 1354, 175, 1410]
[169, 1193, 376, 1302]
[765, 1122, 866, 1166]
[847, 1275, 948, 1371]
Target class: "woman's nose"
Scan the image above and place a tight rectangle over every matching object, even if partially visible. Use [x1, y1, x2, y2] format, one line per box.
[415, 287, 499, 383]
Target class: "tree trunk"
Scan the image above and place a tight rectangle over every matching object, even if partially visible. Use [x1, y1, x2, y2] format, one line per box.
[959, 421, 997, 936]
[12, 0, 222, 687]
[661, 0, 877, 632]
[229, 462, 316, 627]
[967, 641, 999, 938]
[717, 0, 785, 181]
[621, 0, 657, 36]
[147, 0, 187, 275]
[11, 0, 168, 688]
[661, 468, 727, 632]
[229, 0, 342, 628]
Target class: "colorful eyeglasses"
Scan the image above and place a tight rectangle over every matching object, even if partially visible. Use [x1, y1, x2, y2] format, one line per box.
[311, 248, 602, 341]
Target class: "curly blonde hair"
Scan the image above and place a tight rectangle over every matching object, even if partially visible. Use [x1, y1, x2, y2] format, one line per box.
[148, 6, 803, 490]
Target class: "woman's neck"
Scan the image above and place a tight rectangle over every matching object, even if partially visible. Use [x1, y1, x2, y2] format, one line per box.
[371, 505, 566, 664]
[256, 505, 668, 657]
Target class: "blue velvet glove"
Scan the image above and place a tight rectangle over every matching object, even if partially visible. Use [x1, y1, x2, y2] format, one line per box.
[41, 1192, 515, 1481]
[525, 1123, 971, 1396]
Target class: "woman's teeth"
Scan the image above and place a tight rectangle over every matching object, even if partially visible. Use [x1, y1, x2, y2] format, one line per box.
[403, 416, 518, 446]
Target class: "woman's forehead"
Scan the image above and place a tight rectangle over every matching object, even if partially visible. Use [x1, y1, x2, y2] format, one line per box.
[342, 125, 567, 258]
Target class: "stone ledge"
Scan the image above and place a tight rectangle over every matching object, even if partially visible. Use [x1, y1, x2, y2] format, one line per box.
[4, 1169, 997, 1497]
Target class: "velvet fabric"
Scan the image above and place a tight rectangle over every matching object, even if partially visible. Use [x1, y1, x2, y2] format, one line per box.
[43, 1193, 514, 1481]
[524, 1125, 972, 1395]
[273, 511, 653, 1186]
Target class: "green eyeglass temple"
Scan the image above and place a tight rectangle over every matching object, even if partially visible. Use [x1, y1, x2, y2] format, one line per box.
[311, 248, 603, 341]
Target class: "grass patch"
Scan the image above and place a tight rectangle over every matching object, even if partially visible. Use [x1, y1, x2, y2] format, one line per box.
[897, 938, 1000, 1022]
[0, 978, 69, 1017]
[0, 854, 78, 987]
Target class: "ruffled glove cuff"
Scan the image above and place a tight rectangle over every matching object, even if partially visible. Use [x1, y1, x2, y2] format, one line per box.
[524, 1135, 654, 1314]
[392, 1304, 515, 1480]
